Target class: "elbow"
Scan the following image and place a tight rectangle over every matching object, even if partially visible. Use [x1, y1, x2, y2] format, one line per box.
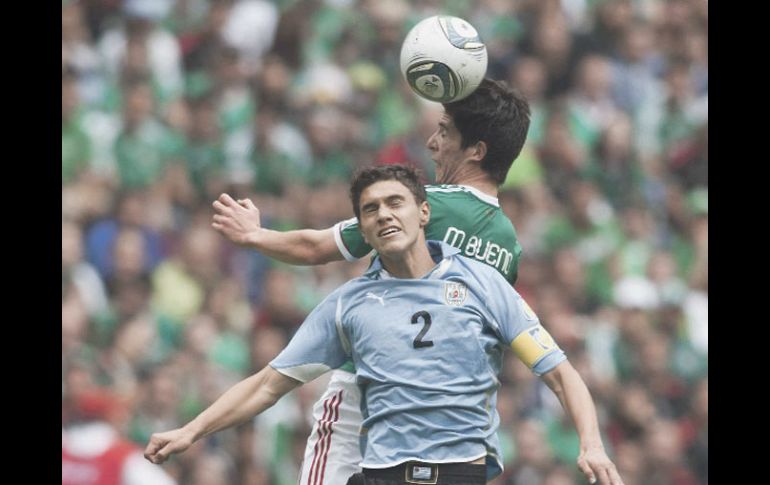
[301, 229, 339, 265]
[304, 251, 328, 266]
[262, 388, 284, 408]
[294, 250, 327, 266]
[301, 242, 336, 265]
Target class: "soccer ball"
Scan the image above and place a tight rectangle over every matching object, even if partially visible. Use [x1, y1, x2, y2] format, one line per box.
[400, 15, 488, 103]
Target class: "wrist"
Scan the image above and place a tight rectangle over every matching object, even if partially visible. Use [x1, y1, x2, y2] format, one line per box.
[184, 420, 206, 443]
[580, 440, 605, 452]
[243, 228, 265, 247]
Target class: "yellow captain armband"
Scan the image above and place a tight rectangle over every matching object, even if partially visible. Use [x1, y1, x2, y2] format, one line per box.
[510, 325, 561, 369]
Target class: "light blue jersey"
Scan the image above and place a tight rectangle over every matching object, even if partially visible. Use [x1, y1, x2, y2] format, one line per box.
[270, 241, 566, 480]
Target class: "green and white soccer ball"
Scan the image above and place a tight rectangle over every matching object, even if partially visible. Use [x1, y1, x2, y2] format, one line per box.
[400, 15, 488, 103]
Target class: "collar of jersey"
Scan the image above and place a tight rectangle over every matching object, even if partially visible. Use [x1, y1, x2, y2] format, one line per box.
[365, 240, 460, 280]
[428, 184, 500, 207]
[458, 184, 500, 207]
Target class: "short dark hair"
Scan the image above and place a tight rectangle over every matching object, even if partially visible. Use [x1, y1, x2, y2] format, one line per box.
[443, 78, 531, 185]
[350, 165, 427, 220]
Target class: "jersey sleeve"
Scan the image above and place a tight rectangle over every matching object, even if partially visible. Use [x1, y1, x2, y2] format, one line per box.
[333, 217, 374, 261]
[480, 268, 566, 376]
[270, 291, 350, 383]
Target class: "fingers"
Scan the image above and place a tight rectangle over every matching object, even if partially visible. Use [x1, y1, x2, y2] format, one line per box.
[145, 441, 178, 465]
[577, 457, 596, 484]
[212, 194, 239, 215]
[239, 198, 258, 210]
[143, 444, 158, 462]
[578, 457, 624, 485]
[218, 193, 238, 206]
[144, 429, 194, 465]
[153, 442, 177, 464]
[212, 200, 229, 214]
[592, 459, 622, 485]
[211, 216, 232, 237]
[607, 464, 624, 485]
[144, 437, 168, 464]
[213, 194, 258, 214]
[596, 467, 611, 485]
[147, 452, 165, 465]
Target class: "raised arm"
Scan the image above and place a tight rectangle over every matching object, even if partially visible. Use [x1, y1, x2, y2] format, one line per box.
[540, 361, 624, 485]
[144, 366, 300, 464]
[211, 193, 344, 265]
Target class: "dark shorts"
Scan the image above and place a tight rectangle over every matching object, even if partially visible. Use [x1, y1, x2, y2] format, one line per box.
[356, 461, 486, 485]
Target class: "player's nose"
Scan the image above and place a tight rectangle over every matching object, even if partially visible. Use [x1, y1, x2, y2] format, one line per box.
[426, 131, 438, 150]
[376, 206, 394, 221]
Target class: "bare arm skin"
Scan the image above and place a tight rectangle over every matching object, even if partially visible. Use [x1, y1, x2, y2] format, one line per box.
[144, 366, 300, 464]
[211, 193, 344, 265]
[540, 361, 624, 485]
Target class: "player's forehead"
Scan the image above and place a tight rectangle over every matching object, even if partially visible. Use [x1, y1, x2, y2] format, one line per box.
[359, 180, 414, 205]
[439, 112, 456, 126]
[438, 113, 459, 134]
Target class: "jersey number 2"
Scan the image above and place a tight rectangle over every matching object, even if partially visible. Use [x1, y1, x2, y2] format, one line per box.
[411, 311, 434, 348]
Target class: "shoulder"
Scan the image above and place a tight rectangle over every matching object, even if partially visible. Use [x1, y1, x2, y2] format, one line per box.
[426, 185, 501, 209]
[325, 276, 379, 305]
[326, 278, 363, 299]
[450, 253, 515, 289]
[426, 184, 469, 198]
[425, 186, 483, 214]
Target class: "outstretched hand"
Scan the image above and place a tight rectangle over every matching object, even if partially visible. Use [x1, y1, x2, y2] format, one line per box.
[144, 427, 196, 465]
[211, 193, 262, 246]
[577, 446, 624, 485]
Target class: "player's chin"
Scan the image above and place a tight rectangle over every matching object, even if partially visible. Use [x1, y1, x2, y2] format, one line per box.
[375, 237, 409, 255]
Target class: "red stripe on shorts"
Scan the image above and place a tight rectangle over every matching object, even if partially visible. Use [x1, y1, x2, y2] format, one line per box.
[312, 390, 342, 485]
[317, 390, 343, 485]
[306, 395, 332, 485]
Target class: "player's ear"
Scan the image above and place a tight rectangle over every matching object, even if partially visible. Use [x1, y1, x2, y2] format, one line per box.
[468, 140, 487, 162]
[419, 201, 430, 227]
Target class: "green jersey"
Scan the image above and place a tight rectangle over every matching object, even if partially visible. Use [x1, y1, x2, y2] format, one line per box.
[334, 184, 522, 285]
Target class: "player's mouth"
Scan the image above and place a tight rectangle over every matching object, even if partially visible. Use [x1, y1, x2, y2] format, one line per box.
[378, 226, 402, 238]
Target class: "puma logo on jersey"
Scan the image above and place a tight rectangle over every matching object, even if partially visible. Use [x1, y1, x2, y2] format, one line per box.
[365, 290, 388, 306]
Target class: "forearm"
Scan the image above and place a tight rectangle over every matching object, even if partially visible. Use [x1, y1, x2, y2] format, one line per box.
[542, 362, 624, 483]
[184, 366, 300, 442]
[543, 362, 604, 450]
[246, 227, 343, 265]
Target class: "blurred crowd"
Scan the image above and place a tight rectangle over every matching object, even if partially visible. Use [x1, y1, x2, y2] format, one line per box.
[62, 0, 707, 484]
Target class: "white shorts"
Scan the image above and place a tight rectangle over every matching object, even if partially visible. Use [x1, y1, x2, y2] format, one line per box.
[298, 369, 363, 485]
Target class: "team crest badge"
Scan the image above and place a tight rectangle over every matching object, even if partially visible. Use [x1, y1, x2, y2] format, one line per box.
[444, 282, 467, 306]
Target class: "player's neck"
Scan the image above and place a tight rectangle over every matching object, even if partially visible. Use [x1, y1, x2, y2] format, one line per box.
[460, 178, 498, 197]
[380, 238, 436, 279]
[443, 165, 498, 197]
